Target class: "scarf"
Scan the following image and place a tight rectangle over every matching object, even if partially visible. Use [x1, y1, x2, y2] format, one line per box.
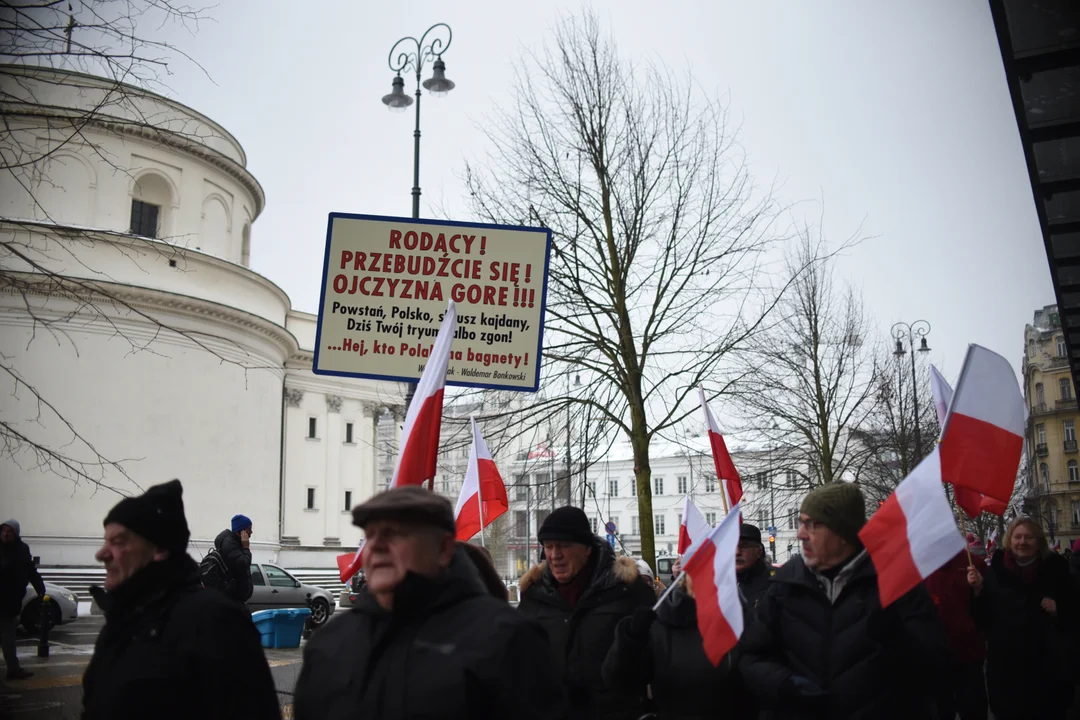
[556, 552, 597, 608]
[1003, 550, 1042, 585]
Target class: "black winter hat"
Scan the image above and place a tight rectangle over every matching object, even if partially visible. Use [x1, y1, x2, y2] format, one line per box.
[740, 523, 763, 546]
[537, 506, 594, 546]
[103, 479, 190, 555]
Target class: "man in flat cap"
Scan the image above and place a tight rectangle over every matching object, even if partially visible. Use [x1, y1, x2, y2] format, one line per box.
[293, 486, 566, 720]
[739, 482, 947, 719]
[81, 480, 280, 720]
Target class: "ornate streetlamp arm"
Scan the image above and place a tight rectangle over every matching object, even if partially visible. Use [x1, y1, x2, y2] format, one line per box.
[387, 23, 453, 76]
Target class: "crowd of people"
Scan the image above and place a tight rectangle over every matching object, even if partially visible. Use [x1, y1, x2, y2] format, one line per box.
[1, 478, 1077, 719]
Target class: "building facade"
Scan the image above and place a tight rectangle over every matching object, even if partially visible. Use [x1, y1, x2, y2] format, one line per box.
[0, 65, 401, 568]
[1023, 304, 1080, 549]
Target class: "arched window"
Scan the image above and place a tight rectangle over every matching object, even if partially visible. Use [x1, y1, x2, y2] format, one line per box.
[1036, 383, 1045, 406]
[1041, 462, 1050, 489]
[130, 172, 174, 238]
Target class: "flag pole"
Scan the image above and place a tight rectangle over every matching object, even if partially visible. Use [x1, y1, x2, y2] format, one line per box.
[719, 481, 730, 516]
[652, 571, 684, 611]
[952, 490, 973, 567]
[477, 477, 486, 548]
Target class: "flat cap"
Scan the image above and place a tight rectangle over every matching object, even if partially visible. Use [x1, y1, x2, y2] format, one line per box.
[351, 486, 456, 534]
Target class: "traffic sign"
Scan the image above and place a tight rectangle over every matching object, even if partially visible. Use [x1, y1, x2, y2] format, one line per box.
[606, 533, 616, 547]
[605, 521, 616, 534]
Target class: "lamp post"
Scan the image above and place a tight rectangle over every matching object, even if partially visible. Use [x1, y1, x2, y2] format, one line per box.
[382, 24, 455, 416]
[892, 320, 932, 465]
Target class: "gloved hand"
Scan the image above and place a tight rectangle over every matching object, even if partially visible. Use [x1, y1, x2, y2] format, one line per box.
[627, 607, 657, 639]
[781, 675, 828, 710]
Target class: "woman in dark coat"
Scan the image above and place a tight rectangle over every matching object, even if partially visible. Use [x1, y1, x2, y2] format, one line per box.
[602, 566, 752, 720]
[969, 517, 1076, 720]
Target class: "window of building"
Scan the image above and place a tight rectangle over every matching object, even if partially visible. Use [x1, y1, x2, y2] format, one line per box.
[1038, 424, 1047, 444]
[1073, 501, 1080, 526]
[589, 517, 599, 534]
[306, 487, 316, 510]
[1070, 461, 1079, 483]
[1029, 339, 1035, 358]
[631, 479, 637, 496]
[1051, 507, 1059, 528]
[1036, 383, 1045, 406]
[586, 481, 596, 498]
[706, 512, 717, 525]
[1066, 420, 1076, 443]
[514, 475, 528, 501]
[129, 199, 160, 238]
[1059, 337, 1068, 357]
[787, 511, 798, 530]
[514, 511, 527, 537]
[345, 422, 354, 444]
[654, 477, 664, 496]
[1041, 463, 1050, 489]
[343, 490, 352, 510]
[654, 514, 666, 535]
[705, 478, 717, 493]
[631, 516, 640, 534]
[608, 479, 618, 497]
[677, 476, 688, 494]
[307, 418, 317, 439]
[677, 513, 683, 528]
[610, 515, 619, 534]
[1062, 378, 1074, 401]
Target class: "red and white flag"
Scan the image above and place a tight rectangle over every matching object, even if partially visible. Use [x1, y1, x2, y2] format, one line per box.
[678, 495, 713, 555]
[986, 529, 998, 554]
[859, 447, 967, 607]
[454, 417, 509, 541]
[698, 386, 743, 509]
[681, 501, 744, 665]
[336, 540, 365, 584]
[930, 364, 1008, 518]
[939, 345, 1024, 506]
[391, 301, 457, 489]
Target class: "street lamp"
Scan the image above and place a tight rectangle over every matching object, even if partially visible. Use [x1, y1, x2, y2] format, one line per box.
[382, 23, 455, 421]
[892, 320, 932, 463]
[382, 22, 455, 220]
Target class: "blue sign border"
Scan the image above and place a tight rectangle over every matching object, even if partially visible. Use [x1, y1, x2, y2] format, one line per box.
[312, 212, 552, 393]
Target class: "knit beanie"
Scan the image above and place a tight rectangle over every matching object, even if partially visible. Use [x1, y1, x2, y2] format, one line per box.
[104, 479, 190, 555]
[537, 506, 594, 546]
[799, 482, 866, 547]
[231, 514, 253, 533]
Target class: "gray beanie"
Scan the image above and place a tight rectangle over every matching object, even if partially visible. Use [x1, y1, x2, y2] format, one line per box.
[799, 483, 866, 546]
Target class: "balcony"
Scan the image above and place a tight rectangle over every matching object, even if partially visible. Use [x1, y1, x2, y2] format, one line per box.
[1057, 398, 1078, 410]
[1031, 402, 1049, 416]
[1037, 443, 1049, 457]
[1067, 440, 1078, 453]
[1050, 356, 1071, 370]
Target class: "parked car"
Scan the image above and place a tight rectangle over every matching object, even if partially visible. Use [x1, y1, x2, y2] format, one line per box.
[656, 556, 676, 588]
[249, 563, 334, 627]
[337, 570, 365, 610]
[21, 582, 79, 633]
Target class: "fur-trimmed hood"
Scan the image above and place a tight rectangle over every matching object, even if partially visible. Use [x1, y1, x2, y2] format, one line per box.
[518, 540, 640, 594]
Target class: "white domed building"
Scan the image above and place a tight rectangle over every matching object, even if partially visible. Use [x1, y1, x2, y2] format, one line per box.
[0, 65, 402, 568]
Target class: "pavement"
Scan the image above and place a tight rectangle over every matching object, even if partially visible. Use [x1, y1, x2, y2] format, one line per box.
[0, 614, 304, 719]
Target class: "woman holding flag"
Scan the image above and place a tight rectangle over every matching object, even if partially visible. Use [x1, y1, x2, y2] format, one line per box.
[968, 517, 1076, 720]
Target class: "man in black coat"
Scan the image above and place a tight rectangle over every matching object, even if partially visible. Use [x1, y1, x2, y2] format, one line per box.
[739, 482, 948, 719]
[517, 506, 657, 720]
[293, 487, 564, 720]
[212, 514, 254, 604]
[736, 523, 772, 616]
[81, 480, 280, 720]
[1, 519, 47, 680]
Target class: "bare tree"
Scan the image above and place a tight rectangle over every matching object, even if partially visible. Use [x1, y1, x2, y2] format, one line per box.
[732, 223, 875, 504]
[0, 1, 281, 495]
[461, 13, 784, 568]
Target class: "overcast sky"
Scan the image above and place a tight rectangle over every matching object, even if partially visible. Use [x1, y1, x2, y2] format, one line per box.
[155, 0, 1051, 384]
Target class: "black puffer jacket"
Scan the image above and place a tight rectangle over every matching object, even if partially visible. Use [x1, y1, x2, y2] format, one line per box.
[293, 545, 564, 720]
[602, 587, 753, 720]
[973, 550, 1076, 719]
[82, 555, 279, 720]
[739, 551, 947, 720]
[214, 528, 253, 603]
[738, 556, 772, 617]
[517, 539, 657, 720]
[0, 522, 46, 617]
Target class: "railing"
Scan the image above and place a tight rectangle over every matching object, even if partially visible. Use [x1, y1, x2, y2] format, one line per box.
[1032, 403, 1049, 416]
[1037, 443, 1049, 456]
[1057, 398, 1078, 409]
[1067, 440, 1078, 453]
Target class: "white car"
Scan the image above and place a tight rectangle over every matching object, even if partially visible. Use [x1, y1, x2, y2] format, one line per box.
[21, 582, 79, 633]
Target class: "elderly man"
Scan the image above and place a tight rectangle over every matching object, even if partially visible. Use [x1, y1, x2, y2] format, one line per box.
[1, 519, 46, 680]
[518, 506, 656, 720]
[736, 523, 771, 614]
[293, 487, 563, 719]
[81, 480, 280, 720]
[739, 482, 947, 719]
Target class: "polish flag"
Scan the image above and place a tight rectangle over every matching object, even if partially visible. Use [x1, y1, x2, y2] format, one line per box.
[930, 364, 1008, 518]
[939, 345, 1025, 506]
[678, 496, 713, 555]
[680, 501, 744, 665]
[391, 301, 457, 489]
[336, 540, 365, 584]
[986, 529, 998, 554]
[859, 447, 967, 607]
[453, 417, 509, 541]
[698, 387, 743, 508]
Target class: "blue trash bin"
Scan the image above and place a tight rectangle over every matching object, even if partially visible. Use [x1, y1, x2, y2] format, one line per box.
[251, 608, 312, 649]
